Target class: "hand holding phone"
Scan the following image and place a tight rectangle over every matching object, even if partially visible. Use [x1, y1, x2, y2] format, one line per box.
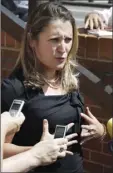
[9, 99, 25, 117]
[5, 100, 25, 143]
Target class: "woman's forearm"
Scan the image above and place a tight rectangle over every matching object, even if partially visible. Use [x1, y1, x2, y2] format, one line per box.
[1, 125, 9, 166]
[3, 143, 32, 158]
[2, 150, 40, 172]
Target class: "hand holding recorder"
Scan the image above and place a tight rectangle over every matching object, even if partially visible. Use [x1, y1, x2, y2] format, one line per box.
[3, 99, 25, 143]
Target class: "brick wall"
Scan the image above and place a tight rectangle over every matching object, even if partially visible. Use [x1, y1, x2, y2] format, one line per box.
[77, 31, 113, 173]
[1, 30, 113, 173]
[1, 30, 21, 80]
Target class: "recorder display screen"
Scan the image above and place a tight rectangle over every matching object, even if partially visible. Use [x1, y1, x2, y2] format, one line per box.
[11, 103, 20, 111]
[54, 126, 66, 138]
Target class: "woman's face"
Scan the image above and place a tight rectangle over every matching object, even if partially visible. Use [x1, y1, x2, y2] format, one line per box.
[31, 19, 73, 71]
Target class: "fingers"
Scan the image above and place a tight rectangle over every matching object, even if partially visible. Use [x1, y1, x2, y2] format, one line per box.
[89, 18, 94, 30]
[58, 151, 66, 158]
[86, 107, 95, 119]
[66, 133, 78, 141]
[58, 146, 73, 158]
[81, 125, 95, 132]
[98, 18, 104, 30]
[93, 17, 99, 29]
[1, 111, 10, 117]
[81, 125, 96, 141]
[58, 150, 73, 158]
[81, 107, 96, 123]
[85, 18, 89, 29]
[2, 112, 25, 134]
[55, 138, 68, 146]
[15, 112, 25, 126]
[66, 151, 73, 155]
[81, 130, 94, 137]
[42, 119, 49, 134]
[84, 13, 104, 30]
[66, 133, 78, 146]
[66, 123, 74, 132]
[67, 139, 78, 146]
[81, 113, 93, 124]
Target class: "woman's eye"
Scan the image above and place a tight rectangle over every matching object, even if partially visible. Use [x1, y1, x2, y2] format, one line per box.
[50, 38, 59, 42]
[65, 38, 72, 43]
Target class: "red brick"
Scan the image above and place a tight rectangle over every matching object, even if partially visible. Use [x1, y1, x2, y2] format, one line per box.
[99, 38, 112, 60]
[86, 36, 99, 59]
[84, 95, 96, 106]
[1, 55, 17, 70]
[83, 148, 90, 160]
[83, 139, 102, 152]
[1, 69, 11, 80]
[78, 28, 87, 34]
[87, 106, 111, 120]
[15, 40, 21, 49]
[83, 160, 103, 173]
[77, 58, 113, 77]
[1, 31, 6, 46]
[6, 33, 16, 47]
[102, 141, 112, 155]
[1, 49, 19, 74]
[104, 134, 112, 143]
[78, 35, 87, 58]
[102, 75, 113, 85]
[2, 49, 19, 59]
[91, 151, 113, 166]
[103, 165, 113, 173]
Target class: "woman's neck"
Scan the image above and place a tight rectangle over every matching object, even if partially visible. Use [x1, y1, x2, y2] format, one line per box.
[44, 70, 57, 81]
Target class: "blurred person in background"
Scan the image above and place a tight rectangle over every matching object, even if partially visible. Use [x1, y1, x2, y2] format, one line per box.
[85, 7, 112, 30]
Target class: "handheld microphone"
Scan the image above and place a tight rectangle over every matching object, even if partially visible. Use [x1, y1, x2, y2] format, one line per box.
[107, 118, 113, 154]
[107, 118, 113, 138]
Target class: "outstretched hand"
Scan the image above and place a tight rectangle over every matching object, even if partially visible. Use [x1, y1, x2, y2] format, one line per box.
[40, 119, 78, 154]
[80, 107, 104, 145]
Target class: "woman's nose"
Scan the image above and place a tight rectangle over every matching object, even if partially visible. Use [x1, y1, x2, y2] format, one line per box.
[57, 42, 66, 53]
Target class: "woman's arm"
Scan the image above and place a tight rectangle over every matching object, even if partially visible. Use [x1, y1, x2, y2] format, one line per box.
[2, 149, 39, 173]
[3, 143, 32, 158]
[1, 125, 8, 165]
[94, 7, 112, 26]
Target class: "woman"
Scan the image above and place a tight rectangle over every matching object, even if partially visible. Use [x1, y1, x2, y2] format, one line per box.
[1, 2, 106, 173]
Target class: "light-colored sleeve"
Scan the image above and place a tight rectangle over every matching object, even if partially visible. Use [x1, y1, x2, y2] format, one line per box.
[94, 7, 112, 26]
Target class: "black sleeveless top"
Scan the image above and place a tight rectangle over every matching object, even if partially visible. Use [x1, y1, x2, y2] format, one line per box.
[1, 69, 84, 173]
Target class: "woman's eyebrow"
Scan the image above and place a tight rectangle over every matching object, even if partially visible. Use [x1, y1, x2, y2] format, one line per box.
[49, 34, 72, 38]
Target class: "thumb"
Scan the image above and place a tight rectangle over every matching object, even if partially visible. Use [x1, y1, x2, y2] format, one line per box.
[15, 112, 25, 126]
[86, 107, 95, 119]
[66, 123, 74, 132]
[42, 119, 49, 134]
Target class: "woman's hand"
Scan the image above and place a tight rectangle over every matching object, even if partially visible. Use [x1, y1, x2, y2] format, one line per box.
[1, 112, 25, 143]
[80, 107, 104, 145]
[30, 138, 69, 166]
[85, 13, 104, 30]
[40, 119, 78, 154]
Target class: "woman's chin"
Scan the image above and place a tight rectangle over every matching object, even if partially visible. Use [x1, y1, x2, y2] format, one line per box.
[55, 64, 65, 70]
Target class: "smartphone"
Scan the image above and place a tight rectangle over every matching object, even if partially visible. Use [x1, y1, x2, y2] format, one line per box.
[9, 99, 25, 117]
[54, 125, 67, 139]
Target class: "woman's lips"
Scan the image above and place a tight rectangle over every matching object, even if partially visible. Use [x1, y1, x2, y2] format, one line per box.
[56, 57, 65, 63]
